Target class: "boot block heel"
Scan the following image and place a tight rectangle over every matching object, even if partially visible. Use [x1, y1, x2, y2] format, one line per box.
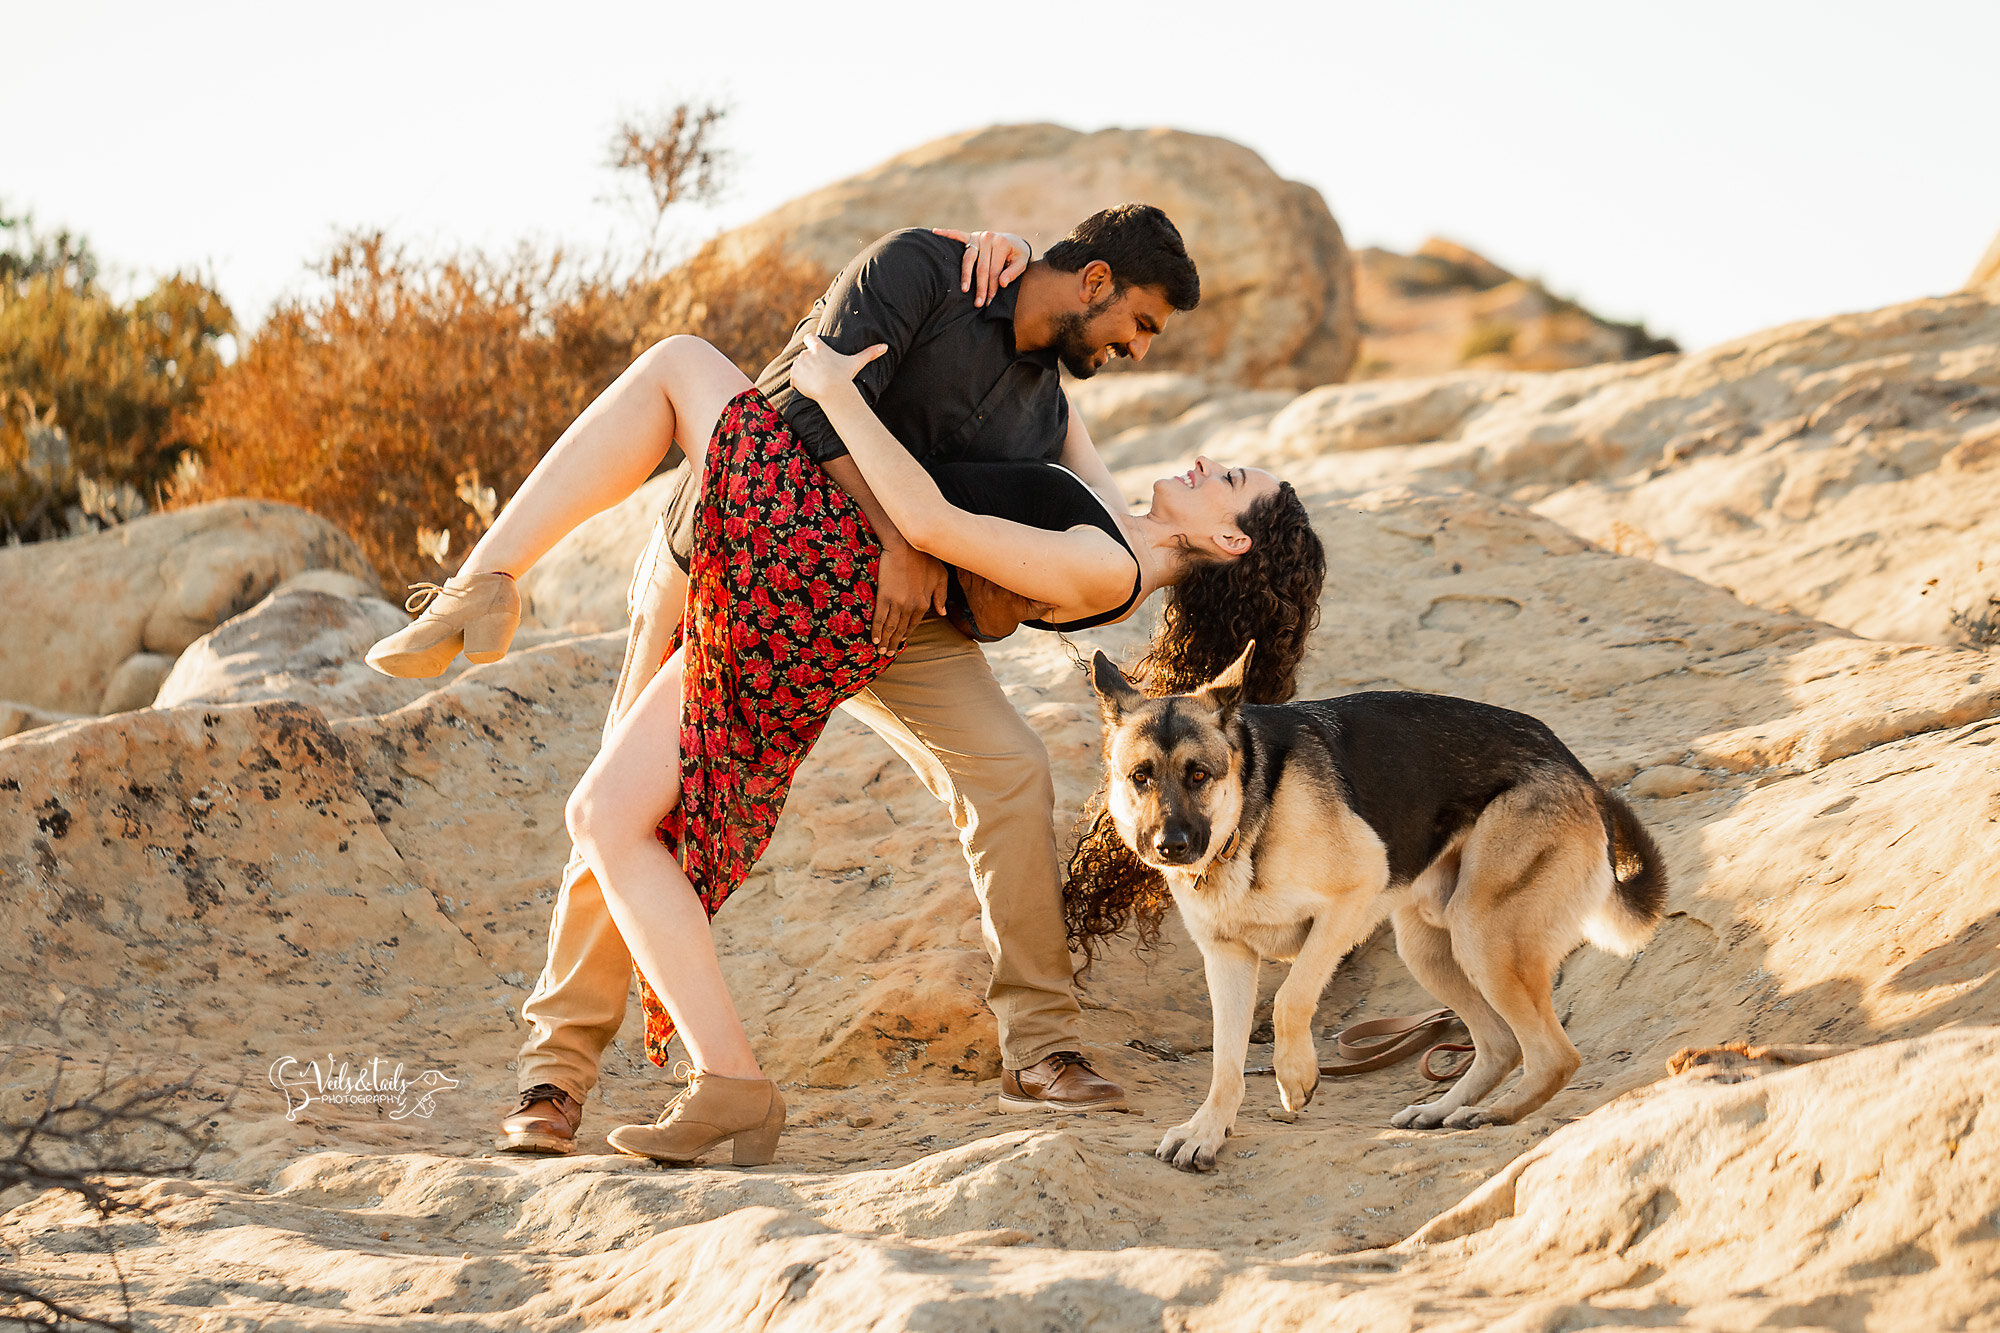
[462, 609, 519, 664]
[731, 1108, 784, 1166]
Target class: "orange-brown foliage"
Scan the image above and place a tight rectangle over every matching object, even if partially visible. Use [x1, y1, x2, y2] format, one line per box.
[638, 238, 828, 379]
[1, 269, 232, 541]
[169, 231, 829, 592]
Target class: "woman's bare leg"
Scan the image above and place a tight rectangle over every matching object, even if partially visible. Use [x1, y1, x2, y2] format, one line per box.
[462, 335, 752, 578]
[564, 645, 762, 1080]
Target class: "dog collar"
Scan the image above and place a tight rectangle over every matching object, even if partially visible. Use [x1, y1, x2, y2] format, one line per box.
[1193, 828, 1242, 890]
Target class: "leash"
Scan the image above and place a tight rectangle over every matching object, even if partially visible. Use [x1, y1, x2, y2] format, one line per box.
[1244, 1008, 1474, 1081]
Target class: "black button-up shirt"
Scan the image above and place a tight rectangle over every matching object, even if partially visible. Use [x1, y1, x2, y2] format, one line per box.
[661, 228, 1070, 569]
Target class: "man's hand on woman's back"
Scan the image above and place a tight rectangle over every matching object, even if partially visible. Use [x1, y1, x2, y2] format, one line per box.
[873, 541, 950, 648]
[959, 570, 1053, 642]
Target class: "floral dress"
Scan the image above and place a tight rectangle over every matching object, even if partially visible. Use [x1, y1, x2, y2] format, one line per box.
[636, 386, 894, 1066]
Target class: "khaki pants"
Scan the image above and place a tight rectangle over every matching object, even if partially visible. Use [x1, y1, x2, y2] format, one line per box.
[514, 515, 1082, 1101]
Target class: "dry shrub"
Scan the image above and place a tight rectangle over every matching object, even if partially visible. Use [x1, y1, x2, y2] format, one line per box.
[168, 230, 826, 592]
[0, 266, 233, 542]
[638, 238, 830, 378]
[167, 232, 640, 590]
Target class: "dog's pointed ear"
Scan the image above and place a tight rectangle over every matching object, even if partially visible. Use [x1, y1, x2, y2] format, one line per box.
[1091, 650, 1144, 720]
[1198, 640, 1256, 721]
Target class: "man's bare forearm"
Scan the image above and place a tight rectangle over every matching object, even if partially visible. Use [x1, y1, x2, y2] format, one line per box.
[823, 455, 911, 551]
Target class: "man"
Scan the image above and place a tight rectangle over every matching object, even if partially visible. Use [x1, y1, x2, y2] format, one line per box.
[499, 203, 1201, 1153]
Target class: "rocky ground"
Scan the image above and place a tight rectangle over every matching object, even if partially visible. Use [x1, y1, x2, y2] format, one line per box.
[4, 202, 1999, 1330]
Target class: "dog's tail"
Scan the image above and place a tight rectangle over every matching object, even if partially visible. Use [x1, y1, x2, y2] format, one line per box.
[1583, 788, 1668, 956]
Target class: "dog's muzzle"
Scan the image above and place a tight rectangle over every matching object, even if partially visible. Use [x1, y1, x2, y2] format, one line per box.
[1150, 824, 1204, 867]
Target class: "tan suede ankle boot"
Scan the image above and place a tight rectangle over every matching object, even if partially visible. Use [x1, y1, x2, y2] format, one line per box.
[606, 1066, 786, 1166]
[364, 570, 521, 679]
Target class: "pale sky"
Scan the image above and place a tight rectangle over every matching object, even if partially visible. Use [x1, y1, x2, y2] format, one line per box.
[5, 0, 1996, 354]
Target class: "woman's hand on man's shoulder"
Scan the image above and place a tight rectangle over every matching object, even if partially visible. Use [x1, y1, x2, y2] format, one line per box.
[932, 229, 1031, 308]
[791, 334, 886, 404]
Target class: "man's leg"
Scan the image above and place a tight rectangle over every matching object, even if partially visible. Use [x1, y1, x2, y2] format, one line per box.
[836, 619, 1087, 1073]
[510, 514, 688, 1109]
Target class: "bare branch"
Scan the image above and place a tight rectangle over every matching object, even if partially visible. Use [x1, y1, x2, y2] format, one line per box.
[605, 101, 733, 275]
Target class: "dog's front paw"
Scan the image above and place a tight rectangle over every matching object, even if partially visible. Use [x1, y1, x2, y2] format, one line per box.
[1273, 1042, 1320, 1118]
[1156, 1117, 1229, 1173]
[1391, 1101, 1452, 1130]
[1442, 1107, 1514, 1130]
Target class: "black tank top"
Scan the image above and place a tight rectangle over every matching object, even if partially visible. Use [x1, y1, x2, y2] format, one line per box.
[926, 460, 1145, 631]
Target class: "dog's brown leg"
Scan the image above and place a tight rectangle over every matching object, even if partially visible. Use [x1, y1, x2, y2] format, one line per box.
[1157, 935, 1259, 1173]
[1428, 789, 1598, 1128]
[1387, 907, 1521, 1130]
[1444, 947, 1578, 1128]
[1270, 900, 1388, 1120]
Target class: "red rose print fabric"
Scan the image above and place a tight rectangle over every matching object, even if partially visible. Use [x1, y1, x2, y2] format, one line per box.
[637, 386, 892, 1066]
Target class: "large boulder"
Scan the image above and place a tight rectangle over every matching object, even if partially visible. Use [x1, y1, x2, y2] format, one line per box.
[154, 570, 449, 719]
[0, 698, 79, 741]
[1351, 237, 1678, 380]
[0, 499, 378, 715]
[704, 123, 1358, 389]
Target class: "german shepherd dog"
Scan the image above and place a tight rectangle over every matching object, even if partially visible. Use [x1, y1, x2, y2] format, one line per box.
[1089, 645, 1666, 1173]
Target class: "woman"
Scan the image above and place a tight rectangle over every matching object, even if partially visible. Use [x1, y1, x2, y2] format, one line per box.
[370, 306, 1325, 1171]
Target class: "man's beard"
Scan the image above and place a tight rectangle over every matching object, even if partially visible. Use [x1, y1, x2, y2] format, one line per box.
[1050, 294, 1120, 378]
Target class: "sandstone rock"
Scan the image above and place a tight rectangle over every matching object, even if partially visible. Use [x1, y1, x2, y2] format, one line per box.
[1351, 237, 1677, 381]
[1167, 290, 2000, 648]
[1411, 236, 1515, 290]
[0, 500, 378, 715]
[97, 652, 176, 713]
[1064, 372, 1218, 441]
[9, 288, 2000, 1326]
[1092, 389, 1297, 473]
[1387, 1031, 2000, 1329]
[705, 124, 1358, 389]
[154, 581, 435, 718]
[1267, 374, 1501, 456]
[1526, 293, 2000, 646]
[0, 698, 79, 740]
[1624, 762, 1719, 800]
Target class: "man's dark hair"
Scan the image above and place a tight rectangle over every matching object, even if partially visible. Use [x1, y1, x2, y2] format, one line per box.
[1043, 203, 1200, 311]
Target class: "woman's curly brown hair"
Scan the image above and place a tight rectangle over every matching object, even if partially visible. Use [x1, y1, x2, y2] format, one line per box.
[1062, 481, 1326, 967]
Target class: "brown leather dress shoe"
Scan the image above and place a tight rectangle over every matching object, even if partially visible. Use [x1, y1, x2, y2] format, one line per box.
[494, 1082, 583, 1154]
[999, 1051, 1127, 1112]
